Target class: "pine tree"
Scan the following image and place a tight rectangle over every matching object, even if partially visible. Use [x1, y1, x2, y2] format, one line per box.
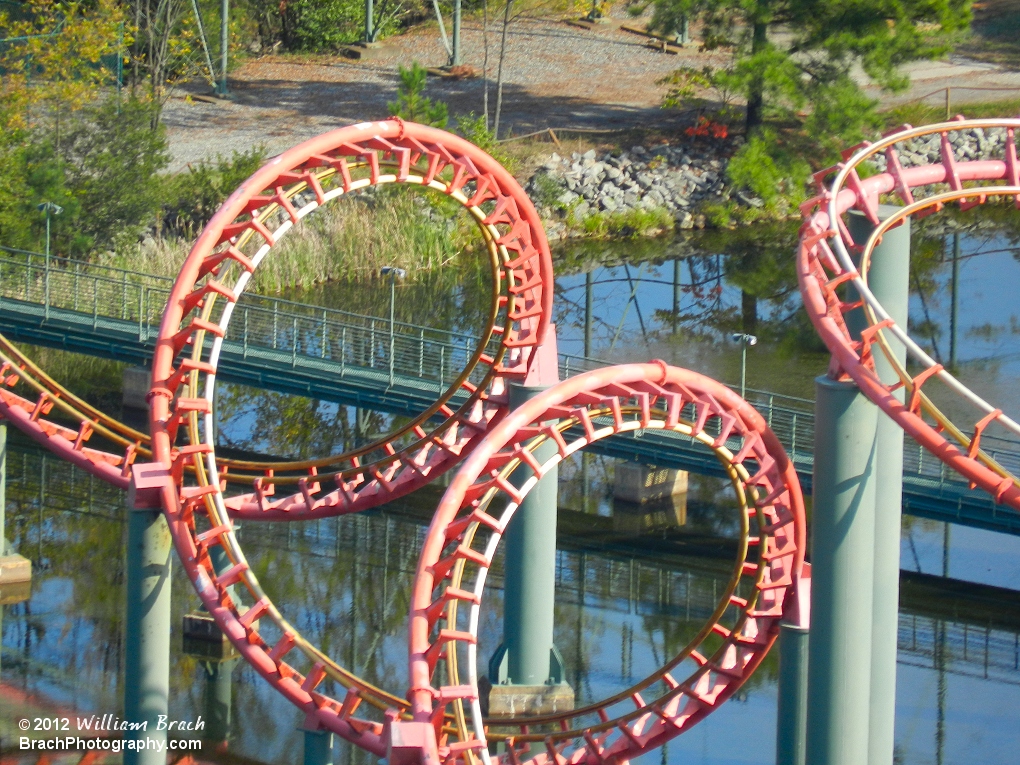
[650, 0, 971, 143]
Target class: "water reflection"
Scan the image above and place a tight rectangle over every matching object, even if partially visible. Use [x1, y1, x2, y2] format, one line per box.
[2, 442, 1019, 765]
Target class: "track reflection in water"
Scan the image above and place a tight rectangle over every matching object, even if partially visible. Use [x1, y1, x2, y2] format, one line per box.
[1, 444, 1018, 765]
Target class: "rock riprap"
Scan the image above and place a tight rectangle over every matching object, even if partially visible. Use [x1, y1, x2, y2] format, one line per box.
[525, 143, 754, 238]
[868, 126, 1015, 173]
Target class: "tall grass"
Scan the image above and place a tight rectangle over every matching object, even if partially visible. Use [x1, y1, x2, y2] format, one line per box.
[96, 187, 480, 293]
[252, 187, 470, 293]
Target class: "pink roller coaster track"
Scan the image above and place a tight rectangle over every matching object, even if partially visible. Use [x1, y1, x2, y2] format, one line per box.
[4, 116, 1016, 764]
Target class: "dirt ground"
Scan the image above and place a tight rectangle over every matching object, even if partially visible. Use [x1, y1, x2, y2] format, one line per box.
[162, 9, 1020, 170]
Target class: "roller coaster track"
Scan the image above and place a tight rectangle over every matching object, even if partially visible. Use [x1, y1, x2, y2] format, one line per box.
[798, 117, 1020, 512]
[406, 362, 805, 765]
[7, 115, 1016, 764]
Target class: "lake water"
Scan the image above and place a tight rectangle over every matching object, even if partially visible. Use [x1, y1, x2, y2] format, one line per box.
[2, 218, 1020, 765]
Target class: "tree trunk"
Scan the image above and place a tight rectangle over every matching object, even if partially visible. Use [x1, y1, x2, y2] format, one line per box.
[492, 0, 513, 138]
[482, 0, 489, 129]
[744, 20, 768, 137]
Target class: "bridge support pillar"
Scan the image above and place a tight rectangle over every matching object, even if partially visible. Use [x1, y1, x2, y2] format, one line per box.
[487, 375, 573, 716]
[847, 209, 910, 765]
[123, 501, 172, 765]
[806, 376, 878, 765]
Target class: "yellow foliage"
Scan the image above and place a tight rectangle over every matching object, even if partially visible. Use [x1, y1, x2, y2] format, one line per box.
[0, 0, 129, 129]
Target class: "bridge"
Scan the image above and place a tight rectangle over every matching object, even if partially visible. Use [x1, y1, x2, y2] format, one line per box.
[1, 249, 1018, 534]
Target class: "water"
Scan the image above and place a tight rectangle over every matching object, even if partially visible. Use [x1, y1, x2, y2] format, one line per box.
[4, 219, 1020, 764]
[2, 442, 1019, 765]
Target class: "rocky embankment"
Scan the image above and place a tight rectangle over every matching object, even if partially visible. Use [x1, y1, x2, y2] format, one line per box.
[525, 142, 759, 239]
[870, 126, 1010, 171]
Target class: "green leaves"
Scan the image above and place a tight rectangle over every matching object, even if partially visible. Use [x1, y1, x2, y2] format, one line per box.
[388, 62, 449, 128]
[725, 129, 810, 212]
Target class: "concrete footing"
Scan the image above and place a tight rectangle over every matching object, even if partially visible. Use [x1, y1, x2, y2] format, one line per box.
[484, 681, 575, 716]
[0, 553, 31, 584]
[341, 42, 388, 60]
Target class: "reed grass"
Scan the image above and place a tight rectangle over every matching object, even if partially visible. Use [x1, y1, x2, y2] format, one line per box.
[97, 187, 479, 293]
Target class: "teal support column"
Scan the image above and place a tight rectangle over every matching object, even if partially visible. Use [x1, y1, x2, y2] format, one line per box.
[776, 623, 809, 765]
[203, 659, 237, 746]
[584, 272, 593, 358]
[503, 381, 559, 686]
[949, 232, 960, 371]
[123, 506, 172, 765]
[805, 376, 878, 765]
[303, 729, 334, 765]
[202, 543, 236, 748]
[847, 208, 910, 765]
[776, 574, 810, 765]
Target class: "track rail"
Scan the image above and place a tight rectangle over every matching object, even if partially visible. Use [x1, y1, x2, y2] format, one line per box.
[406, 362, 805, 765]
[798, 118, 1020, 511]
[133, 121, 556, 754]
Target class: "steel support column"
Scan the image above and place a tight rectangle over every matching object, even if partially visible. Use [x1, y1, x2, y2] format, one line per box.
[303, 729, 334, 765]
[584, 271, 593, 358]
[805, 375, 878, 765]
[502, 381, 560, 685]
[949, 232, 960, 370]
[364, 0, 375, 43]
[776, 623, 810, 765]
[123, 506, 172, 765]
[203, 659, 237, 746]
[847, 209, 909, 765]
[776, 573, 810, 765]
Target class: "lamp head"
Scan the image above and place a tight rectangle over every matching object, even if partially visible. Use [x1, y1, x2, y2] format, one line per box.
[730, 332, 758, 346]
[380, 266, 407, 279]
[36, 202, 63, 215]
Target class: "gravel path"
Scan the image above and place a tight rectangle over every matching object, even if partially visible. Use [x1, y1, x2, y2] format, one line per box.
[163, 15, 727, 170]
[162, 14, 1020, 171]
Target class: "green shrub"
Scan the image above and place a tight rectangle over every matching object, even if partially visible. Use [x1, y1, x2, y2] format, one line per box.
[455, 112, 518, 172]
[725, 130, 809, 215]
[530, 172, 564, 209]
[162, 146, 267, 237]
[0, 96, 168, 257]
[388, 63, 448, 128]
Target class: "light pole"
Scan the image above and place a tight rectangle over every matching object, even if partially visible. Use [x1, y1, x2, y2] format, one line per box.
[730, 332, 757, 399]
[37, 202, 63, 321]
[37, 201, 63, 259]
[381, 266, 406, 386]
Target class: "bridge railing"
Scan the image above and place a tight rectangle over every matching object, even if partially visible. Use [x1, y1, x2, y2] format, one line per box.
[2, 249, 1019, 486]
[0, 250, 502, 389]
